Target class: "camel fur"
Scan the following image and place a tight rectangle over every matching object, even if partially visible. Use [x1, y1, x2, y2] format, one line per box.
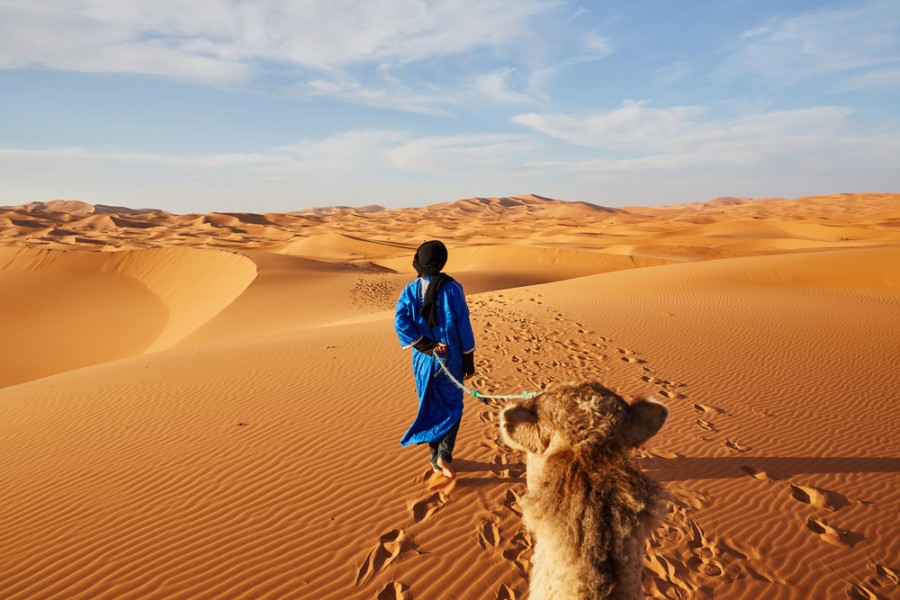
[499, 381, 668, 599]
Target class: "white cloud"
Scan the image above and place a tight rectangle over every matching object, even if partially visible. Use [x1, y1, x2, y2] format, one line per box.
[276, 128, 537, 174]
[293, 78, 457, 116]
[473, 69, 540, 105]
[0, 0, 572, 115]
[0, 0, 552, 82]
[513, 101, 709, 151]
[0, 1, 251, 86]
[3, 116, 899, 211]
[507, 116, 900, 207]
[719, 1, 900, 85]
[387, 133, 535, 173]
[0, 145, 281, 170]
[834, 66, 900, 91]
[0, 129, 549, 211]
[650, 61, 692, 89]
[276, 129, 411, 170]
[511, 101, 900, 180]
[0, 129, 535, 182]
[296, 64, 553, 115]
[581, 32, 614, 59]
[567, 6, 589, 22]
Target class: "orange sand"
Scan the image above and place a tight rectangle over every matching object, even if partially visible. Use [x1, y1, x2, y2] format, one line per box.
[1, 193, 898, 599]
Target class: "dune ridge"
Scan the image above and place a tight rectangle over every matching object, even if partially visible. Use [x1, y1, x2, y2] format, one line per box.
[1, 192, 898, 599]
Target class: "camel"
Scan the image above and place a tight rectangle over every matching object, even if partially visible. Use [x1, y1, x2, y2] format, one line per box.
[499, 381, 668, 599]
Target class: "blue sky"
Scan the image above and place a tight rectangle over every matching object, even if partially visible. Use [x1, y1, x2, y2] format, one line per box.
[1, 0, 898, 213]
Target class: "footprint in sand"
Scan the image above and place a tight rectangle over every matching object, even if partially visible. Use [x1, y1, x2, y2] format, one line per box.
[686, 519, 712, 555]
[502, 531, 533, 573]
[427, 472, 458, 494]
[846, 582, 883, 600]
[471, 378, 490, 390]
[643, 553, 695, 593]
[693, 558, 726, 578]
[477, 518, 501, 549]
[496, 583, 517, 600]
[376, 581, 411, 600]
[503, 488, 524, 517]
[657, 525, 686, 545]
[658, 389, 688, 401]
[479, 410, 497, 424]
[853, 564, 900, 600]
[695, 419, 717, 432]
[724, 440, 751, 453]
[740, 465, 777, 482]
[356, 529, 411, 586]
[789, 484, 849, 511]
[806, 517, 863, 548]
[620, 355, 648, 364]
[647, 375, 684, 389]
[502, 546, 531, 573]
[685, 520, 742, 582]
[411, 492, 449, 523]
[867, 562, 900, 585]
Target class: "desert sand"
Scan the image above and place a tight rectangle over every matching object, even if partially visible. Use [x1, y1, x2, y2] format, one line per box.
[1, 193, 898, 599]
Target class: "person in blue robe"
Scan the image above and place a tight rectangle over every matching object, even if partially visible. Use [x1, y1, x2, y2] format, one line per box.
[394, 240, 476, 478]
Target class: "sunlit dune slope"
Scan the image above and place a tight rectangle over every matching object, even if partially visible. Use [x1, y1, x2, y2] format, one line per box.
[0, 192, 898, 599]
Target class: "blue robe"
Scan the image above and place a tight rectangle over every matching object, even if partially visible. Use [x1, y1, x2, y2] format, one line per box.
[394, 277, 476, 446]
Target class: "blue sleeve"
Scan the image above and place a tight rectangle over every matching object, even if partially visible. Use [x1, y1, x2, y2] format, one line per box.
[394, 285, 423, 349]
[449, 282, 476, 353]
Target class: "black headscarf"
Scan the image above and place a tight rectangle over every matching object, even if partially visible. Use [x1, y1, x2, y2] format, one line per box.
[413, 240, 454, 328]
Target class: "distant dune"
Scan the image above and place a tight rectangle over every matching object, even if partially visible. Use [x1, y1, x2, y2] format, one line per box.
[1, 192, 898, 599]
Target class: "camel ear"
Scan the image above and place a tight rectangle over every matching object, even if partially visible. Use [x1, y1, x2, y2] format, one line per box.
[500, 404, 546, 454]
[620, 397, 668, 447]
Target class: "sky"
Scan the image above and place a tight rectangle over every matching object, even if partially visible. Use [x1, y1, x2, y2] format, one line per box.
[1, 0, 899, 213]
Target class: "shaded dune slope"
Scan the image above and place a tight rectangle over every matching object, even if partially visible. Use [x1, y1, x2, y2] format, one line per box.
[0, 247, 256, 387]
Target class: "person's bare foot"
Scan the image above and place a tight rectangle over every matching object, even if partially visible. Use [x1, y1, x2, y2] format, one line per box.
[437, 456, 456, 479]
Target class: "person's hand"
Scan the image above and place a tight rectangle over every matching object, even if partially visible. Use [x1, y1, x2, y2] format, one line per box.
[413, 337, 438, 354]
[433, 343, 448, 355]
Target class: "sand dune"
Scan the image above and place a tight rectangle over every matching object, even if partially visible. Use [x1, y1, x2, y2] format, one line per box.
[1, 193, 899, 599]
[283, 233, 412, 260]
[0, 247, 256, 387]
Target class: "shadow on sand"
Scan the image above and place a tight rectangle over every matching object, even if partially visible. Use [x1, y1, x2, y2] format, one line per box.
[641, 455, 900, 481]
